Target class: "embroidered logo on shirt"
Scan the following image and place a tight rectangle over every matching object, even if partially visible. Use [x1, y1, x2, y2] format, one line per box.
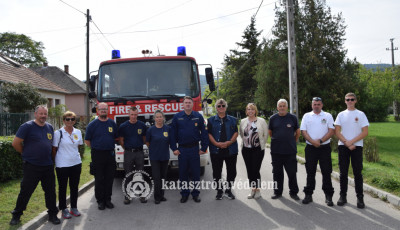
[163, 132, 168, 137]
[355, 117, 359, 123]
[73, 134, 79, 140]
[286, 124, 292, 128]
[138, 129, 142, 134]
[321, 119, 327, 124]
[109, 127, 113, 133]
[47, 133, 52, 140]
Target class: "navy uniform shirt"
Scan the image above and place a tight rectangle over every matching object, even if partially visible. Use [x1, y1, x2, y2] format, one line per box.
[16, 120, 54, 166]
[170, 110, 209, 152]
[85, 118, 117, 150]
[118, 120, 147, 149]
[268, 113, 299, 155]
[146, 125, 172, 161]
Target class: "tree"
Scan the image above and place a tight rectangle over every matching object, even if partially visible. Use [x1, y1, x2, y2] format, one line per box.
[0, 82, 48, 113]
[0, 32, 47, 67]
[255, 0, 360, 117]
[219, 16, 262, 114]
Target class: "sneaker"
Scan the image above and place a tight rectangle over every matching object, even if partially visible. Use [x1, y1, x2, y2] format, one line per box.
[302, 195, 313, 204]
[140, 197, 147, 203]
[62, 209, 72, 219]
[216, 192, 223, 200]
[48, 214, 61, 225]
[70, 208, 81, 217]
[337, 195, 347, 206]
[124, 197, 131, 205]
[254, 189, 262, 199]
[225, 190, 236, 200]
[271, 194, 282, 199]
[247, 189, 256, 199]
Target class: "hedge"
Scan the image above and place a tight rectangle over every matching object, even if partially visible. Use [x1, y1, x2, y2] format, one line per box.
[0, 138, 23, 182]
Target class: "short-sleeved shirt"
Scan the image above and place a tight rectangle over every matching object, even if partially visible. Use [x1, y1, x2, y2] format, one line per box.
[268, 113, 299, 155]
[300, 110, 335, 145]
[53, 127, 83, 168]
[335, 109, 369, 147]
[16, 120, 54, 166]
[85, 118, 117, 150]
[146, 125, 171, 161]
[118, 120, 147, 149]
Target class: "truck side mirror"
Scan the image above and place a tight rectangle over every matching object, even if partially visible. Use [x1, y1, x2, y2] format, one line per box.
[205, 68, 215, 92]
[88, 75, 97, 98]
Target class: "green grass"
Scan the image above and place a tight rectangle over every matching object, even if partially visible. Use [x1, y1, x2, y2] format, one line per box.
[0, 147, 92, 229]
[297, 120, 400, 197]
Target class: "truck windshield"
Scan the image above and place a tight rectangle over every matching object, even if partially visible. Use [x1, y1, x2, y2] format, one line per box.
[98, 60, 200, 100]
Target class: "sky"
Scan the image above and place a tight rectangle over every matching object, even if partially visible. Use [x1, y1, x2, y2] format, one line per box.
[0, 0, 399, 81]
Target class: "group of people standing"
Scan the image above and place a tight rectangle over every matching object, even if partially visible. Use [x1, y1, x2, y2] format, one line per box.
[9, 92, 369, 226]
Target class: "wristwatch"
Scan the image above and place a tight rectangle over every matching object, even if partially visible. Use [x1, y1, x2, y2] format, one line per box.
[320, 139, 323, 144]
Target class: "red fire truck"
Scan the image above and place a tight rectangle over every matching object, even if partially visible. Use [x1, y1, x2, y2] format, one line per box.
[88, 47, 215, 175]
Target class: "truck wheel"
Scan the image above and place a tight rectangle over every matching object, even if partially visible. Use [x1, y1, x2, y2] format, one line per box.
[200, 166, 205, 176]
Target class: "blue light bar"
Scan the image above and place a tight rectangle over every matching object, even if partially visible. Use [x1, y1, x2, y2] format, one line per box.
[112, 50, 121, 59]
[177, 46, 186, 56]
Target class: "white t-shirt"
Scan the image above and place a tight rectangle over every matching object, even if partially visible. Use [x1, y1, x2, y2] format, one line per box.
[300, 110, 335, 145]
[334, 109, 369, 147]
[52, 127, 83, 167]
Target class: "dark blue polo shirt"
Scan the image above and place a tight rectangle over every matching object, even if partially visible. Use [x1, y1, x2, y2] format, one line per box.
[118, 120, 147, 149]
[268, 113, 299, 155]
[16, 120, 54, 166]
[146, 125, 171, 161]
[170, 110, 208, 152]
[85, 118, 117, 150]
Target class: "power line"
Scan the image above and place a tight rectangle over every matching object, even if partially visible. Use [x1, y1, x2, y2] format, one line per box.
[91, 20, 115, 50]
[25, 26, 84, 35]
[58, 0, 86, 15]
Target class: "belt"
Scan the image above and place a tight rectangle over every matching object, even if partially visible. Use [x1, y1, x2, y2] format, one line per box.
[125, 148, 143, 152]
[179, 143, 198, 148]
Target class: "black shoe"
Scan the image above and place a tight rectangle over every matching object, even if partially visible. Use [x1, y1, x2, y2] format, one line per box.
[337, 195, 347, 206]
[9, 212, 21, 226]
[140, 197, 147, 203]
[155, 200, 161, 204]
[98, 202, 106, 210]
[48, 215, 61, 225]
[290, 194, 300, 201]
[302, 194, 313, 204]
[225, 190, 236, 200]
[216, 192, 223, 200]
[357, 197, 365, 209]
[271, 194, 282, 199]
[180, 196, 189, 203]
[160, 197, 167, 202]
[325, 195, 334, 206]
[105, 201, 114, 209]
[193, 196, 201, 203]
[124, 198, 131, 205]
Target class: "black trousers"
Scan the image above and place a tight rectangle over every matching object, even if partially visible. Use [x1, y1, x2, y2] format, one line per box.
[124, 150, 144, 174]
[91, 149, 116, 203]
[13, 162, 58, 216]
[150, 160, 169, 201]
[242, 146, 264, 188]
[303, 144, 334, 196]
[56, 163, 82, 210]
[210, 153, 237, 191]
[338, 145, 364, 198]
[271, 153, 299, 195]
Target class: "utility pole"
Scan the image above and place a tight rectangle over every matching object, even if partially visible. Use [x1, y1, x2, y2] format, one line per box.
[286, 0, 298, 117]
[386, 38, 398, 117]
[85, 9, 91, 124]
[217, 72, 219, 98]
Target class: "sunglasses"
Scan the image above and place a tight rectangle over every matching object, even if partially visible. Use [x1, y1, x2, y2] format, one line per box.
[64, 118, 76, 121]
[312, 97, 322, 101]
[217, 105, 226, 108]
[346, 98, 355, 102]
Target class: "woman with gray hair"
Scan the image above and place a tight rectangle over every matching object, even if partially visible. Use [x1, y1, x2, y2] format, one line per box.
[146, 110, 173, 204]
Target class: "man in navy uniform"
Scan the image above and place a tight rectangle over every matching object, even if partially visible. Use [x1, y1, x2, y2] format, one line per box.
[118, 106, 147, 204]
[10, 105, 60, 225]
[85, 102, 118, 210]
[171, 96, 209, 203]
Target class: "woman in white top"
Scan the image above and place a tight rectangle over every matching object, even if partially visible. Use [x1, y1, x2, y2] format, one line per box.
[52, 111, 83, 219]
[239, 103, 269, 199]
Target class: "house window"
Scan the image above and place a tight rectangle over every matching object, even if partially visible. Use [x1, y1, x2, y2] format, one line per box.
[47, 98, 53, 108]
[55, 99, 60, 106]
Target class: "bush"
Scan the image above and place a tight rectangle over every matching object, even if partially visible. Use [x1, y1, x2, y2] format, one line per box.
[363, 136, 379, 162]
[0, 138, 23, 182]
[330, 135, 339, 152]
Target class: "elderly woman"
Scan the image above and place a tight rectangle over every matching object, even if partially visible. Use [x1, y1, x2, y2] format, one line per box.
[52, 111, 83, 219]
[146, 110, 172, 204]
[239, 103, 269, 199]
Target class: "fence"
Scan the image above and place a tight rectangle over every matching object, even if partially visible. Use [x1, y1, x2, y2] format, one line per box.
[0, 113, 29, 136]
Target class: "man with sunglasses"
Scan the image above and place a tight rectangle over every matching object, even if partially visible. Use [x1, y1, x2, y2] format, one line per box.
[335, 93, 369, 208]
[207, 99, 238, 200]
[300, 97, 335, 206]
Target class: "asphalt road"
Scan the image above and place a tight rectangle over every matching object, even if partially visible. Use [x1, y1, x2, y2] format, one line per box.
[36, 141, 400, 230]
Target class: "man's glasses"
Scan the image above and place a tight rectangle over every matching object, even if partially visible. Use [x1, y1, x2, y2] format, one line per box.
[346, 98, 355, 102]
[217, 105, 226, 108]
[312, 97, 322, 101]
[64, 118, 76, 121]
[98, 108, 108, 111]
